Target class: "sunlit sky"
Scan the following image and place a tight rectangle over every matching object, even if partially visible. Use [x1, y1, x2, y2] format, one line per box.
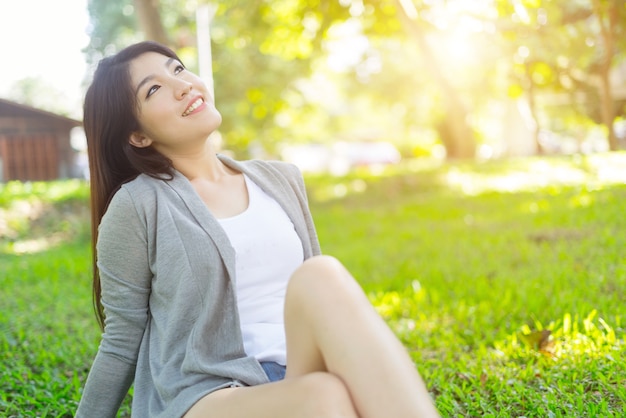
[0, 0, 90, 115]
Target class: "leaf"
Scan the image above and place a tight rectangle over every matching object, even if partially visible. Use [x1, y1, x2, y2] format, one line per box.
[520, 329, 555, 355]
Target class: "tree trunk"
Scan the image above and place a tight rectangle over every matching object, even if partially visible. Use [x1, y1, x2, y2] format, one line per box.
[393, 0, 476, 159]
[133, 0, 170, 45]
[592, 0, 619, 150]
[598, 67, 618, 150]
[524, 63, 544, 155]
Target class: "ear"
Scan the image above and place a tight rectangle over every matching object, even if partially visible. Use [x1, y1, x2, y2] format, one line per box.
[129, 132, 153, 148]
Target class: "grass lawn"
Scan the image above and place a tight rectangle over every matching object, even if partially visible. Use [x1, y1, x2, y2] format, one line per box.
[1, 153, 625, 417]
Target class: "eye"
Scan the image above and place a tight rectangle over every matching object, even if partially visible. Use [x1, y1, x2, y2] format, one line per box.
[174, 65, 185, 74]
[146, 85, 160, 98]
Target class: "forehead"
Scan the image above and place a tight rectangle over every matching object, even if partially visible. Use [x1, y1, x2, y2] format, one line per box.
[129, 52, 172, 82]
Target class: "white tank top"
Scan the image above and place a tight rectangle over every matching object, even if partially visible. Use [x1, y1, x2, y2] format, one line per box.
[218, 174, 304, 365]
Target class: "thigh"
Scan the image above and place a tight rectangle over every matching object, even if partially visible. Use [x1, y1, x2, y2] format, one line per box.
[183, 372, 358, 418]
[283, 255, 367, 378]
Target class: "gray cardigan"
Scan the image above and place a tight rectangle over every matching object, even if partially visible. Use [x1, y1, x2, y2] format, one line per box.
[76, 156, 321, 418]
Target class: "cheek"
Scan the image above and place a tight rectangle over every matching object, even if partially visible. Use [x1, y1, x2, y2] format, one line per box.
[139, 102, 171, 128]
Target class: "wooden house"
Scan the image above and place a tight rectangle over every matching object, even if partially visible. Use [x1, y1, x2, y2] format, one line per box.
[0, 98, 82, 182]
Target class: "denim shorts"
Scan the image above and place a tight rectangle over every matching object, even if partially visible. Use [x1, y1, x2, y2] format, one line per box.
[260, 361, 287, 382]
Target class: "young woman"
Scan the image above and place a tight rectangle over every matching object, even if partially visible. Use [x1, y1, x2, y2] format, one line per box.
[76, 40, 439, 418]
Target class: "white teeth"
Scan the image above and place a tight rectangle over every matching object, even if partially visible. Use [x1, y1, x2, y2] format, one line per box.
[182, 98, 203, 116]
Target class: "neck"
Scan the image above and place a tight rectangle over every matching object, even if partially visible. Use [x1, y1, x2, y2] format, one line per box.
[167, 140, 229, 182]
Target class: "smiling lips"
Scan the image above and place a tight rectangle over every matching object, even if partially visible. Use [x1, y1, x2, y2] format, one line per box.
[182, 97, 204, 116]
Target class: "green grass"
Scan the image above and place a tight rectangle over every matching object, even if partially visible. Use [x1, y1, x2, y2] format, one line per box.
[1, 243, 97, 417]
[1, 153, 625, 417]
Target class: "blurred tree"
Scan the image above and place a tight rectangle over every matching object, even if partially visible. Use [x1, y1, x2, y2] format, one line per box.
[85, 0, 624, 159]
[321, 11, 490, 159]
[7, 77, 75, 117]
[84, 0, 351, 157]
[206, 0, 350, 154]
[85, 0, 488, 159]
[133, 0, 169, 45]
[319, 0, 482, 159]
[85, 0, 142, 66]
[590, 0, 625, 150]
[494, 0, 626, 152]
[390, 0, 477, 159]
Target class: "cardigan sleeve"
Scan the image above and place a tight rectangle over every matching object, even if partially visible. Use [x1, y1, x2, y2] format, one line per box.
[76, 187, 152, 417]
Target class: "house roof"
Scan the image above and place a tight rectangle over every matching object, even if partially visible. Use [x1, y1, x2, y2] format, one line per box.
[0, 97, 81, 127]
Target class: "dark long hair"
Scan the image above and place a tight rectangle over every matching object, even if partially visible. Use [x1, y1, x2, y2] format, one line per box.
[84, 41, 181, 330]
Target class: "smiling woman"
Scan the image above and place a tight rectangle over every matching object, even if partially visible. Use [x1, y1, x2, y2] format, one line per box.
[75, 41, 440, 418]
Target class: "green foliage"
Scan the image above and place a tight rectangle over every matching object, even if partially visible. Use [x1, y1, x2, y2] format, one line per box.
[0, 179, 88, 208]
[494, 0, 626, 138]
[85, 0, 141, 65]
[84, 0, 351, 156]
[1, 154, 625, 416]
[0, 180, 90, 250]
[82, 0, 626, 158]
[5, 77, 77, 118]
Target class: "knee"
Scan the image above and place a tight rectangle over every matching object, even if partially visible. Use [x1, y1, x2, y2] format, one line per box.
[288, 256, 351, 292]
[295, 372, 358, 418]
[299, 255, 346, 274]
[285, 255, 368, 322]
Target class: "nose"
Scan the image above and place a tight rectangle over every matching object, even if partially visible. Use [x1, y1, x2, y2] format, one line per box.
[175, 79, 193, 99]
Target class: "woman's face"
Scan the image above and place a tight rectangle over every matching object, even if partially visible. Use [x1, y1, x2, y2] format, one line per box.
[128, 51, 222, 154]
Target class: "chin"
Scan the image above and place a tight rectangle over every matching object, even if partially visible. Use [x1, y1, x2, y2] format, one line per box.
[200, 111, 222, 137]
[198, 104, 221, 123]
[208, 111, 223, 130]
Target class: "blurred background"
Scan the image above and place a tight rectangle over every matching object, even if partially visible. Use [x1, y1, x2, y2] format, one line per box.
[0, 0, 624, 180]
[2, 3, 625, 415]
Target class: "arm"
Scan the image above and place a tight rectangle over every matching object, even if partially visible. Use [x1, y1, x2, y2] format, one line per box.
[76, 187, 152, 417]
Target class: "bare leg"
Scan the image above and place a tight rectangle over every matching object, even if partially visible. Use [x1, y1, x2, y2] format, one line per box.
[284, 255, 439, 418]
[184, 255, 439, 418]
[184, 372, 358, 418]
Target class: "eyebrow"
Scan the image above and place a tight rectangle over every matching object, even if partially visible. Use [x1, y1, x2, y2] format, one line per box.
[135, 57, 177, 96]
